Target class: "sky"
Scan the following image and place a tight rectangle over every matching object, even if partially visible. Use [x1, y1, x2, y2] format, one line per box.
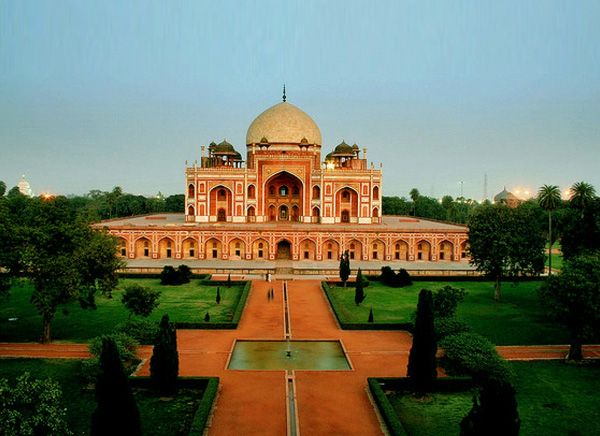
[1, 0, 599, 200]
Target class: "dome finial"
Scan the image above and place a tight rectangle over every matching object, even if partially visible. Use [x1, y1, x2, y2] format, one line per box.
[282, 84, 286, 102]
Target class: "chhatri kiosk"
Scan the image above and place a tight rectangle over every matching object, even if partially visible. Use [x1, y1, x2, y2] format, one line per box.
[102, 93, 468, 265]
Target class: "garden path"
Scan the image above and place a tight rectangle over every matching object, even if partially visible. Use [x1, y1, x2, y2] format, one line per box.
[2, 280, 600, 435]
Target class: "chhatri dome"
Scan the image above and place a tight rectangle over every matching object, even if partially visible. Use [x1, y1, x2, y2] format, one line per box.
[246, 100, 322, 146]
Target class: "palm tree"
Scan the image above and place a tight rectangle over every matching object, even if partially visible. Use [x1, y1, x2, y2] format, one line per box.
[537, 185, 562, 275]
[569, 181, 596, 216]
[409, 188, 420, 216]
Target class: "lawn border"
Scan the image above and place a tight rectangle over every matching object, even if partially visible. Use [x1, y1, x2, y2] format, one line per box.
[368, 376, 475, 436]
[321, 281, 412, 331]
[174, 280, 251, 330]
[128, 376, 219, 435]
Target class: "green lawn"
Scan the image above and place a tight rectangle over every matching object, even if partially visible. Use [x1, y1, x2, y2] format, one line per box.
[0, 278, 244, 342]
[388, 361, 600, 436]
[0, 358, 206, 436]
[326, 280, 568, 345]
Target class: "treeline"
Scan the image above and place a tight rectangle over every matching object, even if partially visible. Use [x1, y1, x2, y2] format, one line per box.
[0, 182, 183, 222]
[382, 188, 483, 224]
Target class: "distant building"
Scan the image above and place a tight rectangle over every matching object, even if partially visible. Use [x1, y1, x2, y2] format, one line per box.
[100, 94, 468, 263]
[493, 187, 521, 208]
[18, 175, 33, 197]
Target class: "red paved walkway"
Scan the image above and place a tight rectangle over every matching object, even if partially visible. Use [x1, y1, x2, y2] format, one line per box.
[2, 279, 600, 435]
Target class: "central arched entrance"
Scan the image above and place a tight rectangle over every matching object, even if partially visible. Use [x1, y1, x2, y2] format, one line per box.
[276, 240, 291, 259]
[265, 171, 303, 222]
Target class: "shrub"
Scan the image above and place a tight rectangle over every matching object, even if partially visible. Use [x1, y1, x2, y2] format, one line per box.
[160, 265, 192, 285]
[160, 266, 179, 285]
[177, 265, 191, 284]
[407, 289, 437, 393]
[121, 285, 161, 318]
[0, 373, 73, 436]
[115, 318, 160, 344]
[439, 332, 511, 382]
[380, 267, 412, 287]
[150, 314, 179, 395]
[435, 317, 471, 341]
[433, 285, 467, 318]
[83, 333, 140, 383]
[91, 337, 141, 436]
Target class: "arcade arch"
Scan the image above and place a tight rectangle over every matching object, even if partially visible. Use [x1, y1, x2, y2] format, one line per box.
[205, 238, 222, 259]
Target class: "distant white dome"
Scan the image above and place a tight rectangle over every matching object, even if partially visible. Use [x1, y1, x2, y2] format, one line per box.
[246, 101, 322, 146]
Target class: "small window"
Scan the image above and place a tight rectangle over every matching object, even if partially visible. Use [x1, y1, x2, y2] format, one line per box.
[279, 186, 288, 196]
[292, 186, 299, 195]
[218, 189, 226, 200]
[212, 249, 218, 258]
[258, 250, 264, 258]
[258, 242, 263, 249]
[304, 251, 309, 259]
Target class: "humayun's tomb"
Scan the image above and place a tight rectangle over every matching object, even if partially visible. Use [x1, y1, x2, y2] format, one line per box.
[100, 94, 469, 270]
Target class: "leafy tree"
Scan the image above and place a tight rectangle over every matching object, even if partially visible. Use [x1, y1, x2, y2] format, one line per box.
[12, 196, 123, 343]
[468, 204, 545, 301]
[0, 372, 72, 436]
[121, 285, 161, 318]
[91, 337, 141, 436]
[432, 285, 467, 318]
[0, 180, 5, 197]
[354, 268, 366, 305]
[538, 253, 600, 360]
[407, 289, 437, 394]
[537, 184, 562, 275]
[150, 314, 179, 395]
[382, 196, 412, 215]
[216, 287, 221, 304]
[339, 250, 350, 286]
[460, 379, 520, 436]
[560, 198, 600, 258]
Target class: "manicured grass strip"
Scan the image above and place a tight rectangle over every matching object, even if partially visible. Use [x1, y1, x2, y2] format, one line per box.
[0, 358, 218, 436]
[373, 362, 600, 436]
[324, 280, 568, 345]
[513, 360, 600, 436]
[0, 279, 246, 342]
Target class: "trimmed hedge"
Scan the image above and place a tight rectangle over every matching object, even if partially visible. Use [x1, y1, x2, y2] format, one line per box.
[175, 281, 251, 330]
[368, 378, 408, 436]
[321, 282, 412, 331]
[117, 272, 211, 280]
[189, 377, 219, 435]
[365, 275, 541, 283]
[127, 376, 219, 435]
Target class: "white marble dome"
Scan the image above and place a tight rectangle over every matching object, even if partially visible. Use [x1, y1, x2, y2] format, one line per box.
[246, 101, 322, 146]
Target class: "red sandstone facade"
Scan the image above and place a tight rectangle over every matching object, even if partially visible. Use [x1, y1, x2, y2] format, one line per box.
[103, 99, 468, 263]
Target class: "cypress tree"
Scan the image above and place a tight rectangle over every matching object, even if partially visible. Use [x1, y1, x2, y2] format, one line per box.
[204, 311, 210, 322]
[368, 307, 374, 323]
[91, 337, 141, 436]
[150, 314, 179, 396]
[407, 289, 437, 395]
[227, 273, 231, 288]
[354, 268, 366, 305]
[216, 287, 221, 304]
